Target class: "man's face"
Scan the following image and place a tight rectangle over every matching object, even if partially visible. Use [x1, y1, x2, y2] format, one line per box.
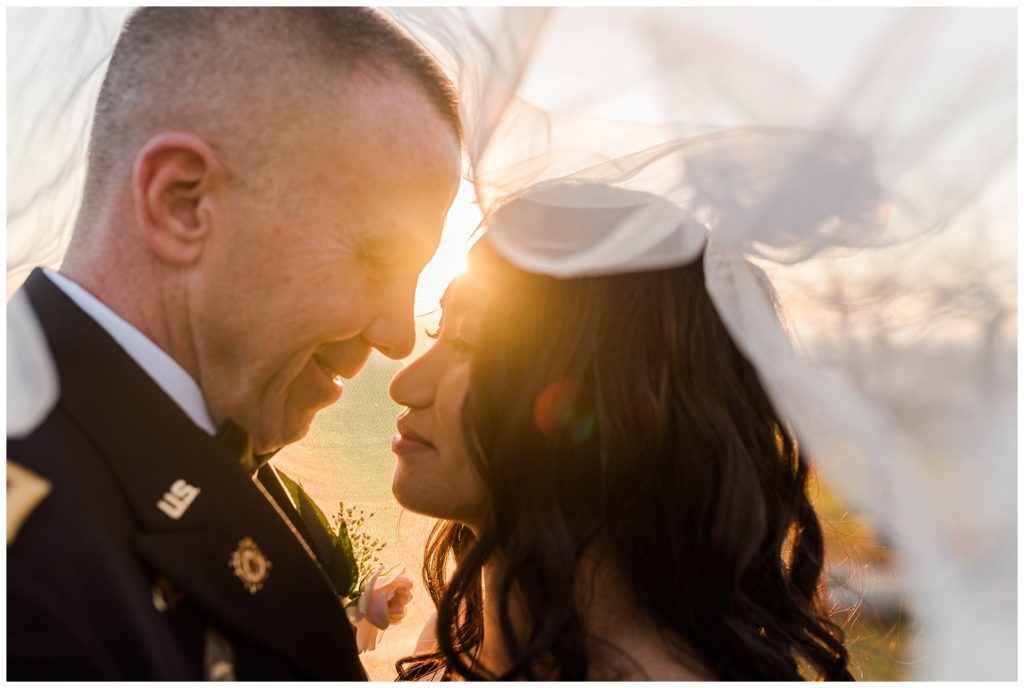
[192, 76, 461, 453]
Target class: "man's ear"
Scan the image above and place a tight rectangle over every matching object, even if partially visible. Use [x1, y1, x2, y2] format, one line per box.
[132, 132, 222, 266]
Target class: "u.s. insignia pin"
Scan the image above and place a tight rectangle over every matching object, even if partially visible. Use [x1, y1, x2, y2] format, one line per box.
[157, 479, 200, 520]
[228, 537, 272, 594]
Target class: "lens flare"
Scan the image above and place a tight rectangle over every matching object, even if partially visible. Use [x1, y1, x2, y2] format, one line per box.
[533, 379, 596, 443]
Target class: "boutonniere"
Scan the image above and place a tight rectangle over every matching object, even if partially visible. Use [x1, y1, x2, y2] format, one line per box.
[276, 469, 414, 653]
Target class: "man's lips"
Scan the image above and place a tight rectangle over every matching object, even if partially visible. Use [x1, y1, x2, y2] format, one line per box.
[313, 355, 349, 386]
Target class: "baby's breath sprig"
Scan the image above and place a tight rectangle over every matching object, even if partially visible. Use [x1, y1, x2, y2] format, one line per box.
[275, 469, 392, 600]
[332, 503, 388, 589]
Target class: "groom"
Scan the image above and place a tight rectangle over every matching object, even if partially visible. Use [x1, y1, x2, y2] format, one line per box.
[7, 8, 460, 680]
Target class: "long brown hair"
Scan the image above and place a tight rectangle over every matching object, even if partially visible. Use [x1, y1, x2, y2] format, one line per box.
[397, 243, 852, 680]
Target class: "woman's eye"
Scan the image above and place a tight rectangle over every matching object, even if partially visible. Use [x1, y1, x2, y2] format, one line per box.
[450, 338, 474, 360]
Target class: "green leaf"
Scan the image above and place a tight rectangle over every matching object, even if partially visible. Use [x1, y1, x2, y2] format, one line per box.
[275, 468, 303, 510]
[274, 469, 335, 571]
[275, 468, 361, 598]
[330, 519, 360, 599]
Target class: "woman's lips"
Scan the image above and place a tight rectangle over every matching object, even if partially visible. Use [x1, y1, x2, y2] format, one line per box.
[393, 420, 436, 455]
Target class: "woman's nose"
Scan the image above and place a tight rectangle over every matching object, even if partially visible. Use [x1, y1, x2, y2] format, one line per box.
[389, 353, 435, 409]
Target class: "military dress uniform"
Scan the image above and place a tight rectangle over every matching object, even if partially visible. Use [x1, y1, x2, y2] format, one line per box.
[7, 269, 366, 680]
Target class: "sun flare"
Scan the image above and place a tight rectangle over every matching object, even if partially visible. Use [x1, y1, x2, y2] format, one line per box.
[414, 178, 482, 313]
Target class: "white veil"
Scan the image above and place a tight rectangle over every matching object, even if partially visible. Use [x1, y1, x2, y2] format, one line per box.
[7, 8, 1016, 679]
[389, 7, 1016, 680]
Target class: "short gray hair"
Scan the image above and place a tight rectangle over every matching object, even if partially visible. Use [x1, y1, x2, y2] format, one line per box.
[82, 7, 461, 209]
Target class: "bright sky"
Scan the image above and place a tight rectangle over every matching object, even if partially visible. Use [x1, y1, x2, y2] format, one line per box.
[412, 179, 479, 312]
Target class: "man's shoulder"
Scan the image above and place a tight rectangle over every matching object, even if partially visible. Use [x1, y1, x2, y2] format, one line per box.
[8, 402, 133, 554]
[8, 399, 110, 491]
[6, 435, 176, 680]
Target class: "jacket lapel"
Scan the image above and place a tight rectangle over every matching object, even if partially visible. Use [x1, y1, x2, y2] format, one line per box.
[22, 270, 364, 679]
[256, 463, 321, 558]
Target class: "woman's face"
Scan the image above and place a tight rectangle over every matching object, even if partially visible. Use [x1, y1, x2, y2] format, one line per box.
[389, 278, 487, 529]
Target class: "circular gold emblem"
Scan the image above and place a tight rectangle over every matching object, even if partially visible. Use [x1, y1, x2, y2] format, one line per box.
[229, 536, 272, 594]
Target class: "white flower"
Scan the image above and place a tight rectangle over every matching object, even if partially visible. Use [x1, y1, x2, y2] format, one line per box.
[345, 569, 414, 653]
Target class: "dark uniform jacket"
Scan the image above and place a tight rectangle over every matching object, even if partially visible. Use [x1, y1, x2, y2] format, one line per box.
[7, 269, 366, 680]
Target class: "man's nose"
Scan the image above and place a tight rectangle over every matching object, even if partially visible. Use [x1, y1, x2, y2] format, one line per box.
[363, 307, 417, 361]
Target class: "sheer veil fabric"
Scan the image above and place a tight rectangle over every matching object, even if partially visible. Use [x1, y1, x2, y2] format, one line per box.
[391, 8, 1016, 679]
[7, 8, 1016, 679]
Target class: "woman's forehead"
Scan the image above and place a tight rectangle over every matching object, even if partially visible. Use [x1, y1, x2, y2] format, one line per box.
[440, 275, 479, 316]
[440, 270, 487, 313]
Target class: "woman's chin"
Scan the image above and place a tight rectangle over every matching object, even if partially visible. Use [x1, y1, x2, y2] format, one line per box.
[390, 441, 442, 512]
[391, 468, 477, 525]
[390, 467, 433, 516]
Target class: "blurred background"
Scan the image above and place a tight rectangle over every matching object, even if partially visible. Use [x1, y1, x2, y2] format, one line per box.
[7, 7, 1016, 680]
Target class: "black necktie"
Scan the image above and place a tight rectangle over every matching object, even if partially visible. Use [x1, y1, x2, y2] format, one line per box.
[215, 420, 322, 567]
[214, 420, 278, 475]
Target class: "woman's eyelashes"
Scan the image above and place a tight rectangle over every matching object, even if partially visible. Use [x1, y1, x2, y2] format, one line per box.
[428, 306, 477, 360]
[446, 335, 474, 361]
[423, 322, 473, 359]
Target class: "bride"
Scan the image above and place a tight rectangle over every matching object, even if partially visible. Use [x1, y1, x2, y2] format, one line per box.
[388, 180, 855, 680]
[377, 8, 1014, 679]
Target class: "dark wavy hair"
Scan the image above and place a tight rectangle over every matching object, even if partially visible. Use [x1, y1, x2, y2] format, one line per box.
[396, 242, 852, 680]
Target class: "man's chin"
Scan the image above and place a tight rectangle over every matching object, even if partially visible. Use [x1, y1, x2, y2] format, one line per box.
[256, 409, 318, 455]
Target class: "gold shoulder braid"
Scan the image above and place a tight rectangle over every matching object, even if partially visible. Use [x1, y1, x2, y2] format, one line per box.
[7, 460, 51, 545]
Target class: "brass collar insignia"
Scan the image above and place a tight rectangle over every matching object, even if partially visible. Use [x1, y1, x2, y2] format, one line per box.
[229, 536, 272, 594]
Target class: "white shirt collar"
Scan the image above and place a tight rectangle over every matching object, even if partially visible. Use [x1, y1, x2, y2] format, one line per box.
[44, 269, 217, 435]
